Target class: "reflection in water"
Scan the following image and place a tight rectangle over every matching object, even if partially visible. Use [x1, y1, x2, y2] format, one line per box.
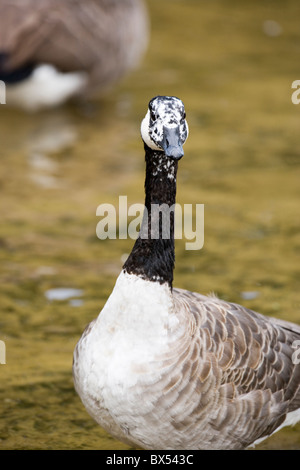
[26, 113, 78, 188]
[45, 288, 84, 302]
[240, 291, 260, 301]
[262, 20, 282, 37]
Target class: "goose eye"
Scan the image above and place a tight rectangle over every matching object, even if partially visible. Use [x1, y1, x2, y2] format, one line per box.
[182, 112, 186, 120]
[150, 110, 156, 121]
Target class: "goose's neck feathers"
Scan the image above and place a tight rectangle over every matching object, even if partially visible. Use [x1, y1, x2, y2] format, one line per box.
[123, 144, 178, 288]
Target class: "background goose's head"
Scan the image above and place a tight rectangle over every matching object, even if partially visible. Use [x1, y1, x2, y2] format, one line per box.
[141, 96, 189, 160]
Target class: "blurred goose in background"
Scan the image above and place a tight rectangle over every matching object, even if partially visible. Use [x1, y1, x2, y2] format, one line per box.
[0, 0, 149, 111]
[73, 96, 300, 450]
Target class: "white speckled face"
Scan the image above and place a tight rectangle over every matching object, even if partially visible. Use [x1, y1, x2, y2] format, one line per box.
[141, 96, 189, 156]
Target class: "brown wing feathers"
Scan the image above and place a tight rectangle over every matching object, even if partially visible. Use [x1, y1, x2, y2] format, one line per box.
[170, 289, 300, 447]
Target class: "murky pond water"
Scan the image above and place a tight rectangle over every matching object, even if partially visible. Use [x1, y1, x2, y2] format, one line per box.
[0, 0, 300, 450]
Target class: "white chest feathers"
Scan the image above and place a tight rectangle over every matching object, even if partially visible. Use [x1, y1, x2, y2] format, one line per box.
[73, 272, 182, 446]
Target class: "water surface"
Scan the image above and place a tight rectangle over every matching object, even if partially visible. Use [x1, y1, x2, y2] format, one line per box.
[0, 0, 299, 450]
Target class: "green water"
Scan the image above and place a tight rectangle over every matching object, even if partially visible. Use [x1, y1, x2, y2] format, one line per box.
[0, 0, 300, 450]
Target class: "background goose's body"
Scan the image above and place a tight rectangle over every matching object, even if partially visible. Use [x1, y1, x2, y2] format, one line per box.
[0, 0, 148, 110]
[73, 96, 300, 449]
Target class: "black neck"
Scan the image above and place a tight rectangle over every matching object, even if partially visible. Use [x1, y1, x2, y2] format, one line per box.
[0, 53, 35, 84]
[123, 144, 178, 288]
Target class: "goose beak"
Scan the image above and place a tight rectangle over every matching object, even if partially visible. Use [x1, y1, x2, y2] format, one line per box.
[161, 126, 184, 160]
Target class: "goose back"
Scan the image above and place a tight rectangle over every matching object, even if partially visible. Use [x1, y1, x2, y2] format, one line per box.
[0, 0, 149, 96]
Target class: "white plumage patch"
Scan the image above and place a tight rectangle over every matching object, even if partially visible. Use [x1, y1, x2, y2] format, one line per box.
[140, 96, 189, 152]
[141, 109, 162, 151]
[6, 64, 88, 111]
[73, 271, 180, 443]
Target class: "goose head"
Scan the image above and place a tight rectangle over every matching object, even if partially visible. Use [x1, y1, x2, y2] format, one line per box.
[141, 95, 189, 160]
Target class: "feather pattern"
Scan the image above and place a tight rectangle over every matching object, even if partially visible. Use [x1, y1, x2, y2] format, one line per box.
[73, 96, 300, 449]
[0, 0, 148, 105]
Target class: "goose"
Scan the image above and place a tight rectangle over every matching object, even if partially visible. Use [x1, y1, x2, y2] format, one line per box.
[0, 0, 148, 111]
[73, 96, 300, 450]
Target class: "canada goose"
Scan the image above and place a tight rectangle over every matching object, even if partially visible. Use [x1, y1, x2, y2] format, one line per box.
[73, 96, 300, 450]
[0, 0, 148, 111]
